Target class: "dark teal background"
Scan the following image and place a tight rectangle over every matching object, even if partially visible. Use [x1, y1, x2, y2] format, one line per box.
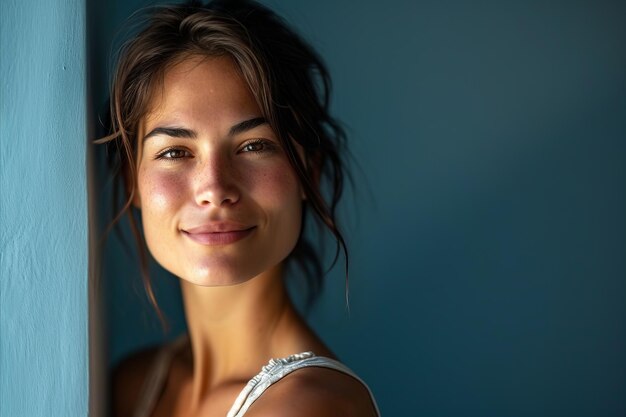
[90, 1, 626, 415]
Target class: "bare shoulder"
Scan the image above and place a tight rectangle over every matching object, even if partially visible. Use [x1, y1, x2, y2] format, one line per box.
[245, 366, 378, 417]
[111, 346, 161, 417]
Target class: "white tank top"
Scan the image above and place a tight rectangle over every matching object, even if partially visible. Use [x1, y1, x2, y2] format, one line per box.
[131, 337, 381, 417]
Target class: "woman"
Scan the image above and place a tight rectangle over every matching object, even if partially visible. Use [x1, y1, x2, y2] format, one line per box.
[101, 1, 380, 416]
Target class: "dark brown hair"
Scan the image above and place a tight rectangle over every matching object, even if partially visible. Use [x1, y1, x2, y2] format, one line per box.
[98, 0, 351, 322]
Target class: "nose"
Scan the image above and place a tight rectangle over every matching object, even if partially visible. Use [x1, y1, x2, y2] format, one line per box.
[193, 152, 241, 207]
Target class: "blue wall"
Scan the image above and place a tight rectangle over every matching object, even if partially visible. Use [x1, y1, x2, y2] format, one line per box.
[92, 1, 626, 416]
[0, 0, 88, 416]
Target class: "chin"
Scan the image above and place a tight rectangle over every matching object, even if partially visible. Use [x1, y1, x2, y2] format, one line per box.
[177, 263, 257, 287]
[175, 258, 285, 288]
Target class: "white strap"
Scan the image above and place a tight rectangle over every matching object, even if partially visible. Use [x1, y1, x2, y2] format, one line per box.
[226, 353, 381, 417]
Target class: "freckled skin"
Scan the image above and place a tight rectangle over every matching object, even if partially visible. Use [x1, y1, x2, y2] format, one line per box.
[136, 56, 304, 286]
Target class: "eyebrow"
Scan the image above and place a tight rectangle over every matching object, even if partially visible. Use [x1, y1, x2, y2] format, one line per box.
[142, 127, 195, 141]
[229, 117, 267, 136]
[142, 117, 268, 142]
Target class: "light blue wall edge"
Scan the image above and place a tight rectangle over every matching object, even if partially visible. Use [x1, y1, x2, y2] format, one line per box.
[0, 0, 88, 416]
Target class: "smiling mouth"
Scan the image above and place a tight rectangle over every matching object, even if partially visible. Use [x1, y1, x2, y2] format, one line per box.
[182, 226, 256, 245]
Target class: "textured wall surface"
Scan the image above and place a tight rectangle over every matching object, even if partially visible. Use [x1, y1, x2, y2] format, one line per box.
[92, 1, 625, 416]
[0, 0, 88, 416]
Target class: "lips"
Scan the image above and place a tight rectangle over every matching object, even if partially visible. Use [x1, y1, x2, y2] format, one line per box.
[182, 222, 256, 245]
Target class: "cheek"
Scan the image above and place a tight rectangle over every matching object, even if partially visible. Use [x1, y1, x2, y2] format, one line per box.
[138, 168, 187, 217]
[248, 163, 302, 207]
[250, 163, 303, 256]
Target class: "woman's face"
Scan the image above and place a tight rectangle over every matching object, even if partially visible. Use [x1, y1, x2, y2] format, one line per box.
[135, 56, 304, 286]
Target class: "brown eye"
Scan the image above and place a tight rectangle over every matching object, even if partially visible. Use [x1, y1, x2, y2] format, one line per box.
[240, 139, 276, 154]
[156, 148, 191, 160]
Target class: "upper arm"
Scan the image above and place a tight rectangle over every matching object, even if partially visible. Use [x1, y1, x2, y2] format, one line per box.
[110, 347, 159, 417]
[244, 367, 378, 417]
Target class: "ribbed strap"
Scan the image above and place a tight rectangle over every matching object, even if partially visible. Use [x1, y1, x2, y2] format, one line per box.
[226, 352, 381, 417]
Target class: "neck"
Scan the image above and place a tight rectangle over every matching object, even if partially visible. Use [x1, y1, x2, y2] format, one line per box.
[179, 263, 315, 409]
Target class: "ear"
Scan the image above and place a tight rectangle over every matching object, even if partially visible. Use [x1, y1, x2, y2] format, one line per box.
[124, 166, 141, 209]
[131, 123, 145, 209]
[131, 188, 141, 209]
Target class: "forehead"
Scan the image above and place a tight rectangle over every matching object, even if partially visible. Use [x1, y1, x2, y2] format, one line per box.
[143, 55, 261, 128]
